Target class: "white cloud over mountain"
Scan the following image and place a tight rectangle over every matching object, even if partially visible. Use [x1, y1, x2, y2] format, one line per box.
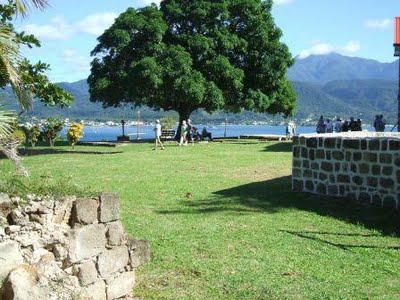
[299, 41, 361, 59]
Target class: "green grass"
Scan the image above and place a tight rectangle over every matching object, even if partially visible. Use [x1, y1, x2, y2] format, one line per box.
[1, 140, 399, 300]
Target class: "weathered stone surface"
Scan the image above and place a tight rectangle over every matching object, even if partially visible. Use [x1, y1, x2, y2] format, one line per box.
[0, 192, 11, 204]
[82, 280, 106, 300]
[359, 192, 371, 204]
[368, 140, 380, 151]
[371, 165, 381, 176]
[68, 224, 107, 263]
[99, 193, 120, 223]
[293, 160, 301, 168]
[72, 198, 99, 225]
[389, 140, 400, 151]
[293, 146, 300, 158]
[303, 169, 312, 178]
[7, 210, 29, 226]
[337, 174, 350, 183]
[306, 138, 317, 148]
[128, 239, 151, 269]
[309, 149, 315, 161]
[382, 166, 393, 176]
[353, 152, 362, 161]
[380, 153, 392, 164]
[332, 151, 344, 161]
[316, 149, 325, 159]
[0, 241, 24, 281]
[53, 196, 75, 224]
[324, 138, 336, 149]
[292, 180, 303, 192]
[380, 178, 394, 189]
[106, 221, 125, 247]
[363, 152, 377, 163]
[292, 168, 301, 178]
[305, 181, 314, 191]
[367, 177, 378, 188]
[359, 163, 370, 174]
[371, 195, 382, 207]
[343, 139, 360, 150]
[1, 265, 44, 300]
[301, 147, 308, 159]
[106, 271, 135, 300]
[302, 160, 310, 168]
[74, 259, 98, 286]
[97, 246, 129, 277]
[5, 225, 21, 235]
[327, 185, 338, 195]
[321, 162, 333, 172]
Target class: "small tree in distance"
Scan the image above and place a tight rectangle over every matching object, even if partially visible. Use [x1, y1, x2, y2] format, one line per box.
[88, 0, 296, 128]
[43, 117, 63, 147]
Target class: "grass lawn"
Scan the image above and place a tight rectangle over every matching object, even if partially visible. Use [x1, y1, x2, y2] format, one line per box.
[1, 140, 399, 300]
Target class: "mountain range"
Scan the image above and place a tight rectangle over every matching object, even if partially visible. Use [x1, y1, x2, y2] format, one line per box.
[1, 53, 399, 124]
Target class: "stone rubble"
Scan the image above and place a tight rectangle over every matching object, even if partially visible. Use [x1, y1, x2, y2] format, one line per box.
[0, 193, 150, 300]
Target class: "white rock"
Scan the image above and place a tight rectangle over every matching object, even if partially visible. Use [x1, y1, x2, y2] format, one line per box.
[106, 271, 135, 300]
[97, 246, 129, 277]
[0, 241, 24, 281]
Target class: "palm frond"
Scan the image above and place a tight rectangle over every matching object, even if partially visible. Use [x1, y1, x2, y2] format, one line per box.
[0, 107, 16, 138]
[0, 26, 32, 111]
[15, 0, 49, 17]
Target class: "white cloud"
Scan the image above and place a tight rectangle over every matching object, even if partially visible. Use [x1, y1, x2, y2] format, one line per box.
[62, 49, 90, 73]
[274, 0, 294, 5]
[24, 16, 74, 40]
[77, 12, 118, 36]
[24, 12, 118, 41]
[299, 41, 361, 59]
[364, 18, 392, 29]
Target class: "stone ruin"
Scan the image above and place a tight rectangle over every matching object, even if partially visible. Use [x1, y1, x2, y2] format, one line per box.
[292, 132, 400, 209]
[0, 192, 150, 300]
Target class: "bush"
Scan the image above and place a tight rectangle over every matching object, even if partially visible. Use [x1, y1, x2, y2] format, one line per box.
[160, 116, 177, 129]
[11, 128, 26, 144]
[43, 117, 63, 147]
[26, 125, 41, 147]
[67, 123, 84, 148]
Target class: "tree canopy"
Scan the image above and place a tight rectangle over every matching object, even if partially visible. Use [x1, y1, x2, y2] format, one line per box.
[88, 0, 296, 121]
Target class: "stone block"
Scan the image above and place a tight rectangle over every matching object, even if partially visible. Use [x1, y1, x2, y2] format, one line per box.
[97, 246, 129, 277]
[302, 160, 310, 168]
[106, 271, 135, 300]
[389, 140, 400, 151]
[128, 239, 151, 269]
[316, 149, 325, 160]
[359, 163, 370, 174]
[352, 176, 363, 186]
[382, 166, 393, 176]
[1, 265, 44, 300]
[318, 138, 323, 147]
[74, 259, 98, 286]
[0, 241, 24, 281]
[360, 139, 367, 150]
[395, 158, 400, 167]
[324, 138, 336, 149]
[350, 163, 358, 173]
[336, 139, 343, 149]
[380, 178, 394, 189]
[303, 169, 312, 178]
[371, 165, 381, 176]
[72, 198, 99, 225]
[106, 221, 125, 247]
[82, 280, 106, 300]
[380, 154, 392, 164]
[345, 151, 352, 161]
[292, 168, 302, 178]
[367, 177, 378, 188]
[363, 152, 377, 163]
[292, 136, 300, 145]
[327, 185, 338, 195]
[337, 174, 350, 184]
[332, 151, 344, 161]
[321, 162, 333, 172]
[326, 151, 331, 160]
[300, 147, 308, 159]
[305, 181, 314, 191]
[309, 149, 315, 160]
[99, 193, 120, 223]
[293, 146, 300, 158]
[68, 224, 107, 263]
[311, 162, 319, 170]
[381, 140, 388, 151]
[335, 163, 341, 172]
[368, 140, 380, 151]
[292, 180, 304, 192]
[293, 160, 301, 168]
[319, 173, 328, 181]
[316, 183, 326, 195]
[353, 152, 362, 161]
[299, 136, 306, 146]
[306, 138, 317, 148]
[371, 195, 382, 207]
[343, 139, 360, 150]
[53, 196, 75, 225]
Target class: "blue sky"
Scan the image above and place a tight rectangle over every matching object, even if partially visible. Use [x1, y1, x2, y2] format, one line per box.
[11, 0, 400, 82]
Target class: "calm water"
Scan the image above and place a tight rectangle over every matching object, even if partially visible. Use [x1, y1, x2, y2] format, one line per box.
[63, 124, 379, 142]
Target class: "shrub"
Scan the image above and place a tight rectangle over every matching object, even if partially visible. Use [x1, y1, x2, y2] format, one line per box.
[67, 123, 84, 148]
[27, 125, 41, 147]
[43, 117, 63, 147]
[160, 116, 177, 129]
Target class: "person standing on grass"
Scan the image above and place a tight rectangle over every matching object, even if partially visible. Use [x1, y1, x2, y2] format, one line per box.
[153, 119, 165, 150]
[179, 120, 188, 146]
[186, 119, 195, 146]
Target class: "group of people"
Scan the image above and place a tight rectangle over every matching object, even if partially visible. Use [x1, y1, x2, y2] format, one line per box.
[153, 119, 213, 150]
[316, 116, 362, 133]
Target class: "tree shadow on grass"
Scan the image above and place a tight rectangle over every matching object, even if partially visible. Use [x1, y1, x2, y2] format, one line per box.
[157, 176, 400, 237]
[0, 148, 122, 159]
[262, 142, 292, 152]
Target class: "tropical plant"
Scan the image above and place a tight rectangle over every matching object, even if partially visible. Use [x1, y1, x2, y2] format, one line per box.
[67, 123, 84, 148]
[43, 117, 63, 147]
[160, 116, 177, 130]
[26, 124, 40, 147]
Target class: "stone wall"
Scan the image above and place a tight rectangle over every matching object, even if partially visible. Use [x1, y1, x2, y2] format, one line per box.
[292, 132, 400, 209]
[0, 193, 150, 300]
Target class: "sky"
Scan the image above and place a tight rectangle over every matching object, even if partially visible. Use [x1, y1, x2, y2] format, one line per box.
[9, 0, 400, 83]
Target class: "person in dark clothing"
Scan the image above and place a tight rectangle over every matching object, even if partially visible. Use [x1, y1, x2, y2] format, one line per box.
[348, 117, 358, 131]
[342, 120, 349, 132]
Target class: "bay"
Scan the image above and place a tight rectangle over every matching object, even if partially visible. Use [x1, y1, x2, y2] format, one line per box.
[61, 124, 380, 142]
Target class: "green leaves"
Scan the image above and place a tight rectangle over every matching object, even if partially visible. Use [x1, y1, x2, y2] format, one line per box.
[89, 0, 296, 120]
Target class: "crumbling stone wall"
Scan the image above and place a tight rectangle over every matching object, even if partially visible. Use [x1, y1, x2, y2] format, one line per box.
[292, 132, 400, 209]
[0, 193, 150, 300]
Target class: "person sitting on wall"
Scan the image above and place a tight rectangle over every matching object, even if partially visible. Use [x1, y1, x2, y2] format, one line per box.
[349, 117, 358, 131]
[201, 127, 212, 141]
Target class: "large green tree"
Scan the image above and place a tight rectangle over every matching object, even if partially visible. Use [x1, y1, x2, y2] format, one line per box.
[88, 0, 296, 124]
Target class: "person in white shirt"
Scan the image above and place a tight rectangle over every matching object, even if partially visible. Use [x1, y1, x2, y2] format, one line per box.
[153, 119, 165, 150]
